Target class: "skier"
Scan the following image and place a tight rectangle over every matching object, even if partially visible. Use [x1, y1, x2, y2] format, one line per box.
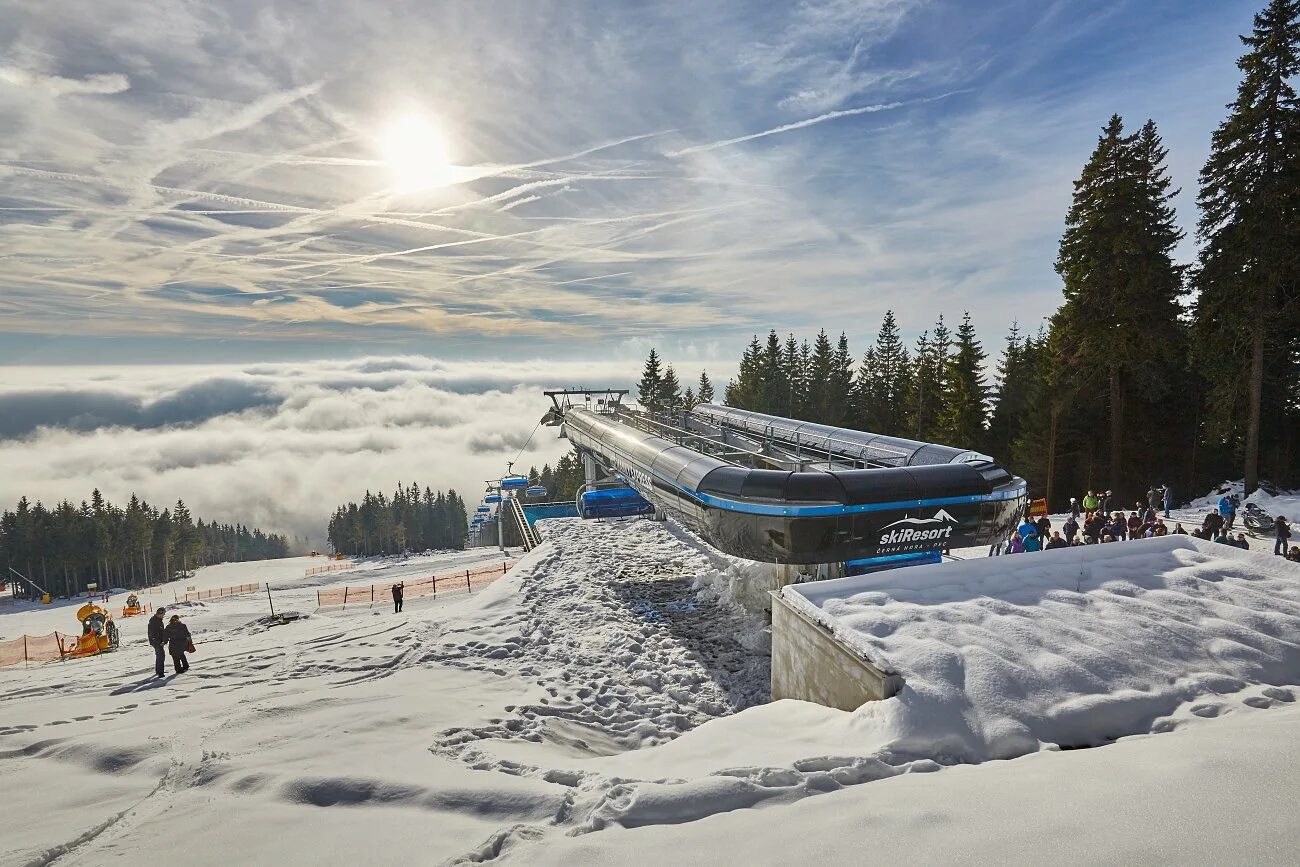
[1163, 484, 1174, 518]
[1275, 516, 1292, 557]
[147, 607, 167, 678]
[163, 615, 191, 674]
[391, 581, 404, 614]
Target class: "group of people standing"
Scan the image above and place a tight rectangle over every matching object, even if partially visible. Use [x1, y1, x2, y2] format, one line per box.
[1004, 485, 1298, 561]
[147, 608, 194, 677]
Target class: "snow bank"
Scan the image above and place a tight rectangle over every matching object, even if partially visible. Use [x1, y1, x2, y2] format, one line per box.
[784, 535, 1300, 761]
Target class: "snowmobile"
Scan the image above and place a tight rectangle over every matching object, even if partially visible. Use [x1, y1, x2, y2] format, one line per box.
[1242, 503, 1275, 535]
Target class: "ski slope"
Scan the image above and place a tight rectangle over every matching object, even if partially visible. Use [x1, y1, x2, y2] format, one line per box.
[2, 519, 1299, 865]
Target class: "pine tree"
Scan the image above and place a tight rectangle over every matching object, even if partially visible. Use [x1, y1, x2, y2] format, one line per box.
[725, 336, 764, 409]
[938, 312, 989, 447]
[697, 371, 715, 405]
[808, 329, 836, 424]
[782, 333, 806, 418]
[760, 330, 788, 414]
[682, 386, 698, 411]
[1054, 114, 1189, 494]
[1193, 0, 1300, 494]
[829, 333, 855, 426]
[637, 349, 664, 413]
[987, 322, 1028, 464]
[856, 310, 910, 435]
[659, 364, 682, 412]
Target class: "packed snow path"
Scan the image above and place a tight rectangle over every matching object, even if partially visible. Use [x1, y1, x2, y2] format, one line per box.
[428, 517, 769, 770]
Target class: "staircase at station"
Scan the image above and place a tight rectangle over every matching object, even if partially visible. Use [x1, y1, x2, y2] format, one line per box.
[509, 496, 541, 551]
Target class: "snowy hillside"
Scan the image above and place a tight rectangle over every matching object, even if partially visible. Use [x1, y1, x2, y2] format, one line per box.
[2, 519, 1300, 865]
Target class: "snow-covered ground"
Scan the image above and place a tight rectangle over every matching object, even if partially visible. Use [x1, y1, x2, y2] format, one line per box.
[3, 517, 1300, 865]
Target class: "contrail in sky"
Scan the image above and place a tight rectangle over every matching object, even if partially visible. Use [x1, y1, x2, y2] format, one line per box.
[667, 91, 968, 157]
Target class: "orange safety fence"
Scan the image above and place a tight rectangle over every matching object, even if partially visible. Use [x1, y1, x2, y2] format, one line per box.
[316, 560, 516, 608]
[175, 582, 260, 603]
[305, 562, 355, 577]
[0, 631, 78, 667]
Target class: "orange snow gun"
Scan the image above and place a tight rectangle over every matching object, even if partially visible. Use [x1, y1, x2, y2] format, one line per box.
[121, 594, 144, 617]
[65, 603, 120, 658]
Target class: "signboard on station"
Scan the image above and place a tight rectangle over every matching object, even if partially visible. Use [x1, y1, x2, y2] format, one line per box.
[1027, 498, 1049, 518]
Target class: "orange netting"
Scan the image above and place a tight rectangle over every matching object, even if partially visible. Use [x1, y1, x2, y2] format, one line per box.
[0, 632, 78, 667]
[316, 560, 515, 607]
[175, 583, 260, 603]
[305, 562, 355, 577]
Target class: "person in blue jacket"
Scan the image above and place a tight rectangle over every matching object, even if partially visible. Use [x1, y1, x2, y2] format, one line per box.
[1162, 484, 1174, 518]
[1218, 495, 1237, 529]
[1022, 531, 1042, 552]
[1018, 517, 1037, 541]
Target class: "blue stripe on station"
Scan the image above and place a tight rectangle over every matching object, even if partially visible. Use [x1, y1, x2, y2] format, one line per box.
[685, 487, 1024, 518]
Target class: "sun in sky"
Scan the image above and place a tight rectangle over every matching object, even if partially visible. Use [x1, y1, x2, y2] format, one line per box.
[376, 113, 454, 194]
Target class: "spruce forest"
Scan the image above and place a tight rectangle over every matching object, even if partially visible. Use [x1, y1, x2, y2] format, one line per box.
[633, 1, 1300, 506]
[326, 485, 471, 557]
[0, 491, 290, 598]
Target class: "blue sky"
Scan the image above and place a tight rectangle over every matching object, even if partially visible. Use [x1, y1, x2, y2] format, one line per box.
[0, 0, 1263, 366]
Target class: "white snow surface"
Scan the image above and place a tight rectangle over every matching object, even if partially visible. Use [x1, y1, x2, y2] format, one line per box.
[786, 535, 1300, 761]
[4, 518, 1300, 865]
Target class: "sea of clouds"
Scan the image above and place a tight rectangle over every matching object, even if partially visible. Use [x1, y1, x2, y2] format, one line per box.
[0, 357, 651, 549]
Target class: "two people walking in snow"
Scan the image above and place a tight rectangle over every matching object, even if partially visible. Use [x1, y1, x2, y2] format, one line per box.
[148, 607, 193, 676]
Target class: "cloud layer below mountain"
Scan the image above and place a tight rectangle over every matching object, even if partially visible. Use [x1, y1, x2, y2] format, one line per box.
[0, 357, 659, 545]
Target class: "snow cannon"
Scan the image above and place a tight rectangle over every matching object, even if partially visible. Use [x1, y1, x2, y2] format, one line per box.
[525, 485, 548, 499]
[499, 475, 528, 490]
[579, 487, 654, 520]
[67, 602, 120, 658]
[121, 594, 143, 617]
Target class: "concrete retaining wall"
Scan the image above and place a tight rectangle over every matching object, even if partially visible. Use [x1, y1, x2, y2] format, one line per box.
[770, 591, 902, 711]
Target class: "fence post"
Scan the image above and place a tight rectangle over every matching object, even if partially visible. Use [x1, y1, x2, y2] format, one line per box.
[342, 585, 348, 612]
[466, 570, 471, 593]
[23, 635, 28, 668]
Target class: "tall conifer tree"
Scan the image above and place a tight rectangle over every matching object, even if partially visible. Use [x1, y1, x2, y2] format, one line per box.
[1193, 0, 1300, 493]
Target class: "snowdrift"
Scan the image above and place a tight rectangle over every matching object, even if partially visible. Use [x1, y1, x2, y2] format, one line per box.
[785, 535, 1300, 760]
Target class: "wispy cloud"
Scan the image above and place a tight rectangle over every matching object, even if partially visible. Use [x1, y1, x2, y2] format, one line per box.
[0, 0, 1262, 362]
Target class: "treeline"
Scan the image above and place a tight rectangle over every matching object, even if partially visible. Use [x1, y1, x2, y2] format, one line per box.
[326, 484, 469, 556]
[632, 0, 1300, 505]
[0, 491, 289, 598]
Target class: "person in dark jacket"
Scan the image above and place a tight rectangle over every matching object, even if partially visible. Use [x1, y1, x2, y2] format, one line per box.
[1147, 487, 1162, 512]
[1035, 515, 1051, 538]
[391, 582, 404, 613]
[148, 607, 167, 678]
[1163, 485, 1174, 518]
[1045, 531, 1068, 550]
[1063, 515, 1079, 545]
[163, 615, 191, 674]
[1276, 516, 1292, 557]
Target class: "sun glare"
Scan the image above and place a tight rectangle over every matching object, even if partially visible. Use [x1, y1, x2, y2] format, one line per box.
[377, 114, 453, 193]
